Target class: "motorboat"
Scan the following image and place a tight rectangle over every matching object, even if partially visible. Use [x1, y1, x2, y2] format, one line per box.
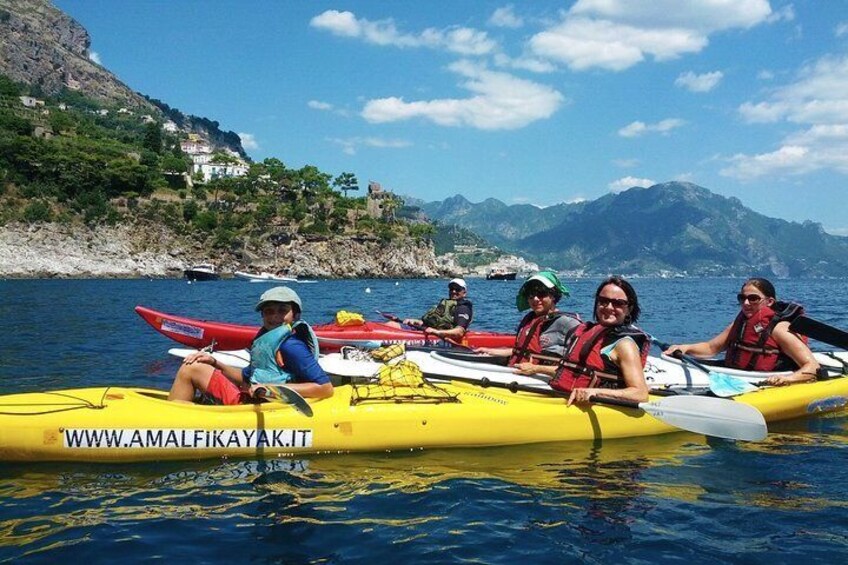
[183, 264, 219, 281]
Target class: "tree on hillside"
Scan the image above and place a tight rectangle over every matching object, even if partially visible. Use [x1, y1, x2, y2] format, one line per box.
[142, 122, 162, 154]
[333, 172, 359, 198]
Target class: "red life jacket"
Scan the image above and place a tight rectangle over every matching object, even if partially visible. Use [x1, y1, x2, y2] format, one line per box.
[725, 301, 807, 371]
[507, 311, 579, 366]
[549, 322, 650, 394]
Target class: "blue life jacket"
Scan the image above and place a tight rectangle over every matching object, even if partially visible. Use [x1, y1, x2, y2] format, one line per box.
[249, 321, 320, 384]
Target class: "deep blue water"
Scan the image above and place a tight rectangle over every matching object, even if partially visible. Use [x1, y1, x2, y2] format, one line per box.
[0, 277, 847, 563]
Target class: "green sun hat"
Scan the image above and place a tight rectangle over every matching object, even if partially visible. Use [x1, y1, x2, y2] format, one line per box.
[515, 270, 570, 311]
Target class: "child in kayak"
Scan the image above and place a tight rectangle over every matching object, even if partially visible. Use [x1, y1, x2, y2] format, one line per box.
[476, 271, 580, 373]
[168, 286, 334, 403]
[663, 277, 819, 386]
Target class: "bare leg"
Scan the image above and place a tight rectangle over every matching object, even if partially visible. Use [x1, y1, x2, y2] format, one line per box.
[168, 362, 215, 402]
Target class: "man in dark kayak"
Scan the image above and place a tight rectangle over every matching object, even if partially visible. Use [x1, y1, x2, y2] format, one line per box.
[395, 278, 473, 342]
[168, 286, 334, 404]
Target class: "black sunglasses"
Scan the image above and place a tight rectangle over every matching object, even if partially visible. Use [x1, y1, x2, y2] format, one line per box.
[597, 296, 629, 309]
[448, 285, 464, 292]
[525, 285, 553, 298]
[737, 293, 764, 304]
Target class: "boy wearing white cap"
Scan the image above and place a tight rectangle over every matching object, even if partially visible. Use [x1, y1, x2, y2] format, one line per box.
[169, 286, 334, 404]
[400, 278, 473, 342]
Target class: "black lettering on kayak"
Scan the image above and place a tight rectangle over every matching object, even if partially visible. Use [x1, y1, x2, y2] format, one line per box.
[194, 430, 205, 447]
[212, 430, 225, 447]
[272, 429, 287, 446]
[128, 430, 144, 448]
[225, 430, 241, 448]
[243, 430, 255, 445]
[165, 430, 180, 447]
[256, 430, 270, 447]
[146, 430, 163, 447]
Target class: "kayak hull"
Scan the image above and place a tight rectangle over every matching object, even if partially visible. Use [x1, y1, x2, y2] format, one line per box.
[1, 377, 846, 463]
[135, 305, 514, 352]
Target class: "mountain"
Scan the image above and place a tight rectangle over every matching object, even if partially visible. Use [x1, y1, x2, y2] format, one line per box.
[420, 194, 581, 248]
[421, 182, 848, 277]
[0, 0, 246, 156]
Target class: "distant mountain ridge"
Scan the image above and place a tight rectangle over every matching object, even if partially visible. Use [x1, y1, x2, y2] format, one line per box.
[420, 182, 848, 277]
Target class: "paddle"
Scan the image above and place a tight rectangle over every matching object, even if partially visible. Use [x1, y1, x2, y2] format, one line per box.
[462, 377, 767, 441]
[653, 339, 764, 397]
[374, 309, 473, 350]
[253, 385, 314, 417]
[790, 316, 848, 350]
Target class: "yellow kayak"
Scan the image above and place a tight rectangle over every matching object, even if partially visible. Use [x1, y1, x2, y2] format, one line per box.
[0, 377, 846, 463]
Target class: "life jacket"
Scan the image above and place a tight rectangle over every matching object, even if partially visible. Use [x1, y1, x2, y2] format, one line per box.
[508, 311, 580, 366]
[549, 322, 650, 394]
[249, 321, 320, 384]
[421, 298, 473, 330]
[724, 301, 807, 371]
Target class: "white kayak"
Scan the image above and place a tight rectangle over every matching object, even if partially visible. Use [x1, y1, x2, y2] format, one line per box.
[168, 347, 848, 391]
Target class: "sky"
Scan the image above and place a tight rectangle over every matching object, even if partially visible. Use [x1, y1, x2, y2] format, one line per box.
[54, 0, 848, 234]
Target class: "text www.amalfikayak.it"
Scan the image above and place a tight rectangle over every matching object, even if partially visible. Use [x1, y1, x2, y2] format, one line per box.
[63, 428, 313, 449]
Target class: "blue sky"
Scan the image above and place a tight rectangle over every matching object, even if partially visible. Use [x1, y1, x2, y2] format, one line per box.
[55, 1, 848, 234]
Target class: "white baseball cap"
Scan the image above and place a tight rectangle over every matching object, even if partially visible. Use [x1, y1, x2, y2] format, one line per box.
[448, 278, 467, 289]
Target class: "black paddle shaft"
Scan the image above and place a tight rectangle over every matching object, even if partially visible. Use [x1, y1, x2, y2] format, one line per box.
[790, 316, 848, 350]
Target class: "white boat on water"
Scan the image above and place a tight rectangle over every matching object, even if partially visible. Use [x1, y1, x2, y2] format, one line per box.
[184, 264, 220, 281]
[234, 271, 315, 283]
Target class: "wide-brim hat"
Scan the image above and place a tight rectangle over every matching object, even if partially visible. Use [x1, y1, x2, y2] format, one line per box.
[255, 286, 302, 312]
[515, 271, 570, 311]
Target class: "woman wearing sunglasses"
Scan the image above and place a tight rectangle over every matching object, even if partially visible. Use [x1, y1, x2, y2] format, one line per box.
[664, 278, 819, 386]
[549, 276, 651, 406]
[476, 270, 580, 371]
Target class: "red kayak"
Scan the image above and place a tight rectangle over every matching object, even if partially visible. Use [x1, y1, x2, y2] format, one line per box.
[135, 305, 515, 352]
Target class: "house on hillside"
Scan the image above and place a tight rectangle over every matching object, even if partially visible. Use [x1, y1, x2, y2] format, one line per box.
[366, 181, 400, 220]
[19, 96, 45, 108]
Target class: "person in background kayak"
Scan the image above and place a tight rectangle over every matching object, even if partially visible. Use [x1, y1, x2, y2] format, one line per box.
[391, 278, 473, 342]
[663, 277, 819, 386]
[476, 271, 581, 374]
[550, 276, 651, 406]
[168, 286, 334, 403]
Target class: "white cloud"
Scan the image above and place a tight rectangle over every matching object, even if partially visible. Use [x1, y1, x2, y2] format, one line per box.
[238, 132, 259, 150]
[739, 55, 848, 124]
[727, 54, 848, 179]
[361, 60, 564, 130]
[527, 0, 772, 71]
[609, 176, 656, 192]
[757, 69, 775, 80]
[613, 158, 640, 168]
[89, 51, 102, 65]
[675, 70, 723, 92]
[837, 22, 848, 37]
[308, 100, 334, 111]
[826, 226, 848, 236]
[618, 118, 685, 137]
[329, 136, 412, 155]
[493, 53, 556, 73]
[767, 4, 795, 24]
[311, 10, 496, 55]
[722, 124, 848, 179]
[489, 5, 523, 29]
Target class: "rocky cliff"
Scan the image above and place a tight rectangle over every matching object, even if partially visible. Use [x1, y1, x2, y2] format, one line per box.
[0, 222, 457, 279]
[0, 0, 153, 110]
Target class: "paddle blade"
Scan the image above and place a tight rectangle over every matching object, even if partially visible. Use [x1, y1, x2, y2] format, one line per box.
[254, 385, 313, 417]
[640, 395, 768, 441]
[708, 372, 760, 398]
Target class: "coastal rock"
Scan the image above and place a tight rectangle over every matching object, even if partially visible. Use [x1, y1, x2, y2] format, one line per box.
[0, 222, 458, 279]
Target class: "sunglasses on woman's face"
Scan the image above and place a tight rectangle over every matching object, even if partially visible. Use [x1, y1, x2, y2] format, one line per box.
[597, 296, 629, 309]
[525, 284, 553, 298]
[737, 293, 764, 304]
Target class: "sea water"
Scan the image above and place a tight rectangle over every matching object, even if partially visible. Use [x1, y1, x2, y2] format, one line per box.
[0, 277, 846, 563]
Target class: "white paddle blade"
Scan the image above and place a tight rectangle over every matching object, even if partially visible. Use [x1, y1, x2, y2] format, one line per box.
[708, 372, 761, 397]
[642, 395, 768, 441]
